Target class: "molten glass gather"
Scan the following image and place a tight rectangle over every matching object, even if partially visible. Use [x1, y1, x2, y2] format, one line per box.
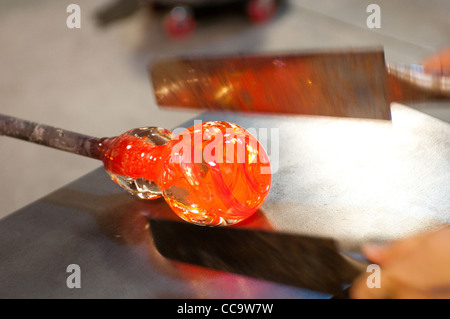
[100, 121, 272, 226]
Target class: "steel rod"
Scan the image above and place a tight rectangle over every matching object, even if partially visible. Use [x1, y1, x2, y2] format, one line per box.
[0, 114, 103, 160]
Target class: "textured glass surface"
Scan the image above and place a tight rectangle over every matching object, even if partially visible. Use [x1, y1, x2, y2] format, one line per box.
[107, 173, 162, 199]
[101, 127, 173, 199]
[100, 122, 271, 226]
[157, 121, 272, 226]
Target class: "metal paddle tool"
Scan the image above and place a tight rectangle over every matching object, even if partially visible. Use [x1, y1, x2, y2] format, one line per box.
[150, 48, 449, 120]
[149, 218, 367, 297]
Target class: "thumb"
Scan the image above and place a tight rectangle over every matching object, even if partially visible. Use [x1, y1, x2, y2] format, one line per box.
[362, 243, 390, 265]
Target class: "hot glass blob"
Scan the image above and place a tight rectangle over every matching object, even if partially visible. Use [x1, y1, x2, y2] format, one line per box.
[100, 121, 271, 226]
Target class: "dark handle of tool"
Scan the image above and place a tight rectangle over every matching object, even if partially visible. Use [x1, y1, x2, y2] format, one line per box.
[0, 114, 102, 160]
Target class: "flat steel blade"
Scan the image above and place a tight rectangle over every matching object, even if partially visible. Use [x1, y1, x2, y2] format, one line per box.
[149, 218, 364, 296]
[150, 49, 392, 120]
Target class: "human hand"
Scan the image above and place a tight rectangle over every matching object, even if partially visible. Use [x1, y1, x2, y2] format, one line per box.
[350, 226, 450, 299]
[421, 47, 450, 75]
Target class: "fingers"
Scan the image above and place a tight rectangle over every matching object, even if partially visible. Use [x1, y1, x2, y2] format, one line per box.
[351, 227, 450, 299]
[350, 268, 433, 299]
[361, 244, 388, 265]
[362, 232, 429, 266]
[350, 272, 387, 299]
[421, 47, 450, 75]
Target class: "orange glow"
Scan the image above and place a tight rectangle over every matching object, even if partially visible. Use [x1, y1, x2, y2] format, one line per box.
[100, 122, 272, 226]
[159, 121, 272, 226]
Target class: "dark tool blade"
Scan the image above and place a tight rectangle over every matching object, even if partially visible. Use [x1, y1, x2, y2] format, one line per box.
[149, 218, 364, 296]
[150, 49, 392, 120]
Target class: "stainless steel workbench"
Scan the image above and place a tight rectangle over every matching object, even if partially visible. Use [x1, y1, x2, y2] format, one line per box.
[0, 103, 448, 298]
[2, 0, 449, 219]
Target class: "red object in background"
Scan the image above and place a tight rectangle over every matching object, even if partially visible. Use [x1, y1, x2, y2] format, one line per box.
[163, 6, 196, 39]
[247, 0, 277, 24]
[96, 0, 282, 39]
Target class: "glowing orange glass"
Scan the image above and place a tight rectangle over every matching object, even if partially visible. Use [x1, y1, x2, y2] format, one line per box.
[100, 121, 272, 226]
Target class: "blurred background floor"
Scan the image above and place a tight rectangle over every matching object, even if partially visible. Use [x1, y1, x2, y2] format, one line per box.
[0, 0, 449, 219]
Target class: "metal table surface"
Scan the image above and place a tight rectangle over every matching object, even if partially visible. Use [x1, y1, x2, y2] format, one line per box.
[0, 104, 449, 298]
